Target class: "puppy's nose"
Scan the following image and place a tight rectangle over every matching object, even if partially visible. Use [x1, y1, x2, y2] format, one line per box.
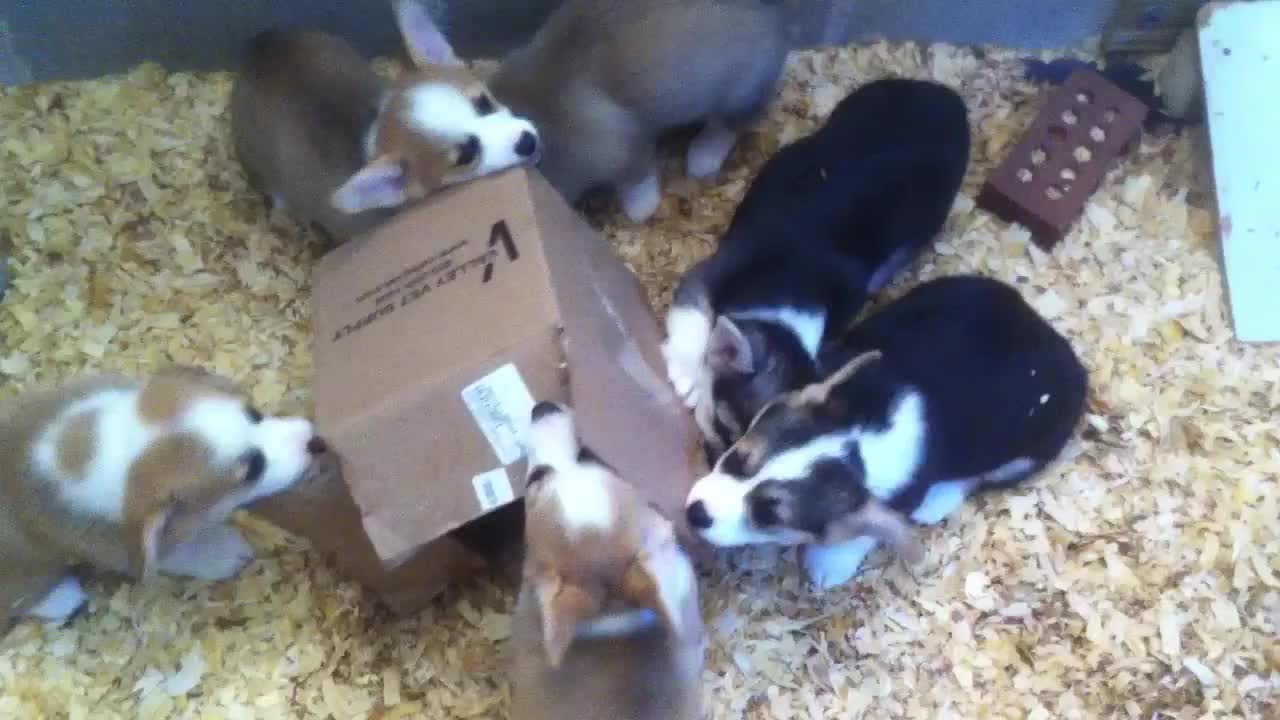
[515, 131, 538, 158]
[686, 500, 713, 530]
[306, 436, 328, 455]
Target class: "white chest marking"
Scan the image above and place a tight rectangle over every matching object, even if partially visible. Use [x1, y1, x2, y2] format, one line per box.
[728, 306, 827, 358]
[550, 466, 615, 533]
[858, 391, 928, 501]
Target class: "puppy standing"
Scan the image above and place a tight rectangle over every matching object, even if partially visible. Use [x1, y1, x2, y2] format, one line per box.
[0, 366, 327, 632]
[662, 78, 973, 457]
[509, 402, 705, 720]
[683, 276, 1088, 589]
[229, 0, 541, 243]
[488, 0, 820, 223]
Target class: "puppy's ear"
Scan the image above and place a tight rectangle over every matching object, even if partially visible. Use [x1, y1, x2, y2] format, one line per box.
[331, 156, 409, 214]
[393, 0, 463, 67]
[532, 570, 601, 669]
[135, 500, 182, 579]
[708, 316, 753, 374]
[797, 349, 882, 405]
[524, 402, 579, 470]
[135, 496, 210, 579]
[618, 515, 699, 643]
[137, 504, 175, 579]
[835, 499, 924, 565]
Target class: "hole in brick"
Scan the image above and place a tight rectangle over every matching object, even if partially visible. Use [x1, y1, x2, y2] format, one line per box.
[1030, 148, 1048, 166]
[1089, 126, 1106, 143]
[1047, 126, 1068, 143]
[1017, 168, 1034, 183]
[1060, 167, 1077, 182]
[1061, 109, 1079, 125]
[1103, 107, 1119, 123]
[1075, 89, 1094, 104]
[1045, 185, 1065, 201]
[1073, 146, 1092, 163]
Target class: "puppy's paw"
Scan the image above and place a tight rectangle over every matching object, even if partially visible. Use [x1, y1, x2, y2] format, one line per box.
[802, 537, 878, 590]
[26, 576, 88, 623]
[662, 306, 713, 406]
[661, 342, 701, 406]
[619, 173, 661, 223]
[160, 524, 256, 582]
[686, 123, 738, 180]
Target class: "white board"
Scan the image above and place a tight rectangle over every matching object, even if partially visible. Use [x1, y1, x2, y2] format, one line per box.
[1199, 0, 1280, 343]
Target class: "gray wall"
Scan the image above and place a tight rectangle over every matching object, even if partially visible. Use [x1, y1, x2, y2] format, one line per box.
[2, 1, 1115, 86]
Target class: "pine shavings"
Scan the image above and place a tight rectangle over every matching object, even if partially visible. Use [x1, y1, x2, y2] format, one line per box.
[0, 41, 1277, 720]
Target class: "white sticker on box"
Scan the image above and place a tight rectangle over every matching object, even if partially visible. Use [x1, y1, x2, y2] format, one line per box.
[472, 467, 516, 512]
[461, 363, 536, 465]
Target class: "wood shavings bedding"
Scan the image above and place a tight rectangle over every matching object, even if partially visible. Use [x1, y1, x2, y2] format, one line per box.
[1, 40, 1277, 720]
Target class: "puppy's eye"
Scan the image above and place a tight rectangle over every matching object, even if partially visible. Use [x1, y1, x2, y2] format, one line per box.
[749, 494, 784, 527]
[456, 135, 480, 166]
[246, 407, 263, 424]
[472, 94, 495, 116]
[242, 449, 266, 486]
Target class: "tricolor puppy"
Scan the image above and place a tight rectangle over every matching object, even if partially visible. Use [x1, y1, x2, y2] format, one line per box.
[229, 0, 541, 243]
[0, 366, 327, 632]
[488, 0, 817, 223]
[662, 78, 972, 458]
[683, 276, 1088, 589]
[509, 402, 704, 720]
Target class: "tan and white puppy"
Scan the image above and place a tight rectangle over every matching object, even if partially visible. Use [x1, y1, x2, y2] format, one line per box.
[509, 402, 705, 720]
[488, 0, 814, 223]
[0, 366, 326, 632]
[230, 0, 541, 243]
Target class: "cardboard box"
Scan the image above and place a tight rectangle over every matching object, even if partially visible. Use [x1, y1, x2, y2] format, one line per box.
[253, 168, 703, 614]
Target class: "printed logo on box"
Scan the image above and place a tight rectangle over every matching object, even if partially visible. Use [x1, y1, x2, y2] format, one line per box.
[472, 467, 516, 512]
[461, 363, 536, 465]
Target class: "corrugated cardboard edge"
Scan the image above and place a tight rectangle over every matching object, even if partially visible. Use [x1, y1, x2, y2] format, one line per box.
[356, 333, 566, 562]
[523, 171, 708, 544]
[250, 455, 487, 615]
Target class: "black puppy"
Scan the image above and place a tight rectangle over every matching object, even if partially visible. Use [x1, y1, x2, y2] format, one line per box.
[661, 78, 972, 458]
[682, 275, 1089, 588]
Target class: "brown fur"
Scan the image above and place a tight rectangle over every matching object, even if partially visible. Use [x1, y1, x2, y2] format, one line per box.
[1, 374, 135, 628]
[229, 29, 392, 242]
[229, 25, 502, 244]
[0, 368, 259, 631]
[489, 0, 802, 203]
[137, 366, 241, 424]
[372, 65, 495, 199]
[509, 409, 705, 720]
[54, 409, 96, 479]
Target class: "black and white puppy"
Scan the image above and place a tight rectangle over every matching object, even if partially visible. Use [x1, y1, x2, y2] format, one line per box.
[682, 275, 1088, 589]
[661, 78, 972, 458]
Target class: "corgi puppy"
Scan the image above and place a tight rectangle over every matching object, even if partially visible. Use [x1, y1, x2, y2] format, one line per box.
[662, 78, 972, 457]
[683, 276, 1088, 589]
[509, 402, 705, 720]
[0, 366, 327, 632]
[488, 0, 818, 223]
[229, 0, 541, 243]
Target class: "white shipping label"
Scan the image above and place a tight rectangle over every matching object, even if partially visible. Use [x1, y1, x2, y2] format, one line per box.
[461, 363, 536, 465]
[472, 467, 516, 512]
